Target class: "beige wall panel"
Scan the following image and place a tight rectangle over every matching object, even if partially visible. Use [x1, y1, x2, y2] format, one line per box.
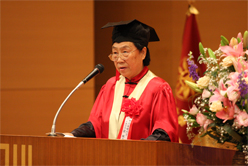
[1, 89, 93, 135]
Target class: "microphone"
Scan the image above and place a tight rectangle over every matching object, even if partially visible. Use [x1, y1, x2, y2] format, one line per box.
[82, 64, 104, 84]
[47, 64, 104, 136]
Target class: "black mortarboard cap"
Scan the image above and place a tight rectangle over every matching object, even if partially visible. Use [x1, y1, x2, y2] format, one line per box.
[101, 19, 159, 46]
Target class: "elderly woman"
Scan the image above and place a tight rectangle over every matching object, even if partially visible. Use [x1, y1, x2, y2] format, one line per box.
[66, 19, 178, 142]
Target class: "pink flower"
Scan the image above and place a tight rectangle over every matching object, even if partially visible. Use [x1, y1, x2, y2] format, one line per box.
[121, 97, 142, 118]
[209, 89, 225, 104]
[236, 59, 248, 72]
[220, 34, 248, 71]
[189, 105, 198, 115]
[226, 85, 240, 104]
[226, 72, 239, 86]
[236, 111, 248, 127]
[237, 32, 242, 41]
[203, 119, 214, 131]
[202, 89, 211, 99]
[220, 42, 245, 58]
[224, 72, 241, 104]
[208, 88, 235, 122]
[215, 101, 235, 123]
[218, 78, 228, 96]
[196, 113, 207, 126]
[233, 105, 242, 117]
[196, 113, 213, 131]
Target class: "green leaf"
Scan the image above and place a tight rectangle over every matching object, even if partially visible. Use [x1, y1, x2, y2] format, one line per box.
[202, 106, 210, 111]
[192, 122, 200, 127]
[221, 35, 229, 46]
[208, 48, 216, 59]
[211, 70, 218, 78]
[220, 40, 225, 46]
[181, 109, 189, 113]
[203, 70, 210, 75]
[202, 112, 211, 118]
[188, 114, 197, 119]
[243, 30, 248, 49]
[197, 55, 202, 61]
[237, 37, 241, 43]
[207, 123, 217, 129]
[236, 143, 242, 151]
[223, 124, 242, 142]
[200, 131, 210, 137]
[184, 80, 203, 93]
[207, 132, 221, 140]
[199, 42, 206, 57]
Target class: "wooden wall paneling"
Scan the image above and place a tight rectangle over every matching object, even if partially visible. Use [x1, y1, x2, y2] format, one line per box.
[1, 1, 94, 89]
[1, 1, 95, 135]
[1, 89, 93, 135]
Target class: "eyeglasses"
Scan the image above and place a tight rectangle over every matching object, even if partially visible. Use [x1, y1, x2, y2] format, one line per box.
[108, 49, 137, 62]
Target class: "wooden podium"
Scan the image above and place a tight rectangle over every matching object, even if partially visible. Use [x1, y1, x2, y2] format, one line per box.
[0, 134, 236, 165]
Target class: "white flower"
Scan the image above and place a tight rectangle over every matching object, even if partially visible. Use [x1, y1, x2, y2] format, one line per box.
[222, 56, 236, 67]
[210, 101, 223, 112]
[197, 76, 210, 89]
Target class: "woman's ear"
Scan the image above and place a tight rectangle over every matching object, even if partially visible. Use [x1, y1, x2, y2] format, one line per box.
[141, 47, 147, 60]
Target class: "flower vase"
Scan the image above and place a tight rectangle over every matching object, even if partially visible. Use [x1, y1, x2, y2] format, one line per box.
[232, 151, 246, 165]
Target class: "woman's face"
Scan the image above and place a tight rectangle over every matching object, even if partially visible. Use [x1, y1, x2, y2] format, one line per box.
[112, 42, 146, 80]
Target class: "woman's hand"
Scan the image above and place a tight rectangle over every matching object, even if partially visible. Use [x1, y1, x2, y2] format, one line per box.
[63, 133, 75, 137]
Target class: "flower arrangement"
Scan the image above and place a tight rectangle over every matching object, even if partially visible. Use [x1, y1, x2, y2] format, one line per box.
[183, 31, 248, 163]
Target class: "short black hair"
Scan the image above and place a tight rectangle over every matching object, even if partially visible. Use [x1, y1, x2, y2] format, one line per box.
[134, 43, 150, 66]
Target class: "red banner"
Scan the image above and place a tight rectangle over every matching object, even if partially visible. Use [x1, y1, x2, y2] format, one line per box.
[175, 14, 205, 143]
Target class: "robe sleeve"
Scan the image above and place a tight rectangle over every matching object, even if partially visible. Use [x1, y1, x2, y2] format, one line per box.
[150, 81, 179, 142]
[71, 121, 95, 137]
[71, 84, 107, 138]
[87, 84, 107, 138]
[142, 129, 171, 141]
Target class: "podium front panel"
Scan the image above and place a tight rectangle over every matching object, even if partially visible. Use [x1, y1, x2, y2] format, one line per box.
[0, 134, 235, 165]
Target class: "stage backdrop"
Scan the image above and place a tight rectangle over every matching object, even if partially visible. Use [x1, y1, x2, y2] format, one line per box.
[1, 1, 95, 135]
[1, 1, 247, 137]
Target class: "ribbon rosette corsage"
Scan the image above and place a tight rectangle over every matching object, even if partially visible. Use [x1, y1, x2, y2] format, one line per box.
[121, 97, 142, 118]
[118, 97, 142, 139]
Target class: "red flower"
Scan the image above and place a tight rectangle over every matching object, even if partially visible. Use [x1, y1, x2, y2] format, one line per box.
[121, 97, 142, 118]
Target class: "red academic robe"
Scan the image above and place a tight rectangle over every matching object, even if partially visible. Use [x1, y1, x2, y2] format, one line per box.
[88, 67, 179, 142]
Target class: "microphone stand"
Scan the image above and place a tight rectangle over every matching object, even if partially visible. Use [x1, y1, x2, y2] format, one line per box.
[47, 64, 104, 137]
[47, 81, 84, 136]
